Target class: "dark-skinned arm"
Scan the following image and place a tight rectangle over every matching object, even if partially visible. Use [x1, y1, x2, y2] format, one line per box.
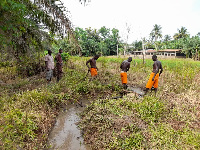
[86, 59, 91, 71]
[127, 63, 130, 72]
[159, 63, 163, 76]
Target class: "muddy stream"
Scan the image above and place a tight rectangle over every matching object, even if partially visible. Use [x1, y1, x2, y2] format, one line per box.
[47, 100, 90, 150]
[47, 87, 144, 150]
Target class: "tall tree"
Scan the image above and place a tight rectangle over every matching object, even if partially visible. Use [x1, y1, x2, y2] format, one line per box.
[163, 35, 171, 42]
[182, 36, 200, 59]
[0, 0, 77, 75]
[124, 22, 131, 56]
[173, 27, 189, 40]
[163, 35, 172, 49]
[109, 28, 120, 55]
[99, 26, 110, 39]
[73, 27, 121, 56]
[150, 24, 162, 50]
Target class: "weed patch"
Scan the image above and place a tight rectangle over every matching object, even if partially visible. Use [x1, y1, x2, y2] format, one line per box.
[135, 96, 167, 123]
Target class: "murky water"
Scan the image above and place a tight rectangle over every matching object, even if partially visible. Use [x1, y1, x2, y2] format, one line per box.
[127, 86, 145, 96]
[47, 101, 90, 150]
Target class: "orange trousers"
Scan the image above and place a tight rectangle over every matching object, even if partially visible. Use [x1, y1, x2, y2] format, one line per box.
[90, 68, 97, 76]
[146, 72, 159, 89]
[120, 72, 127, 84]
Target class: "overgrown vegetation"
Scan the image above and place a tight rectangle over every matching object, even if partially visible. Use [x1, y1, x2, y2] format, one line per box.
[0, 0, 76, 76]
[78, 57, 200, 149]
[0, 56, 122, 149]
[1, 0, 199, 149]
[0, 56, 200, 149]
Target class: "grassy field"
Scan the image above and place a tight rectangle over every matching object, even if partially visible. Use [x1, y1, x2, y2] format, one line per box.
[0, 56, 200, 149]
[78, 57, 200, 149]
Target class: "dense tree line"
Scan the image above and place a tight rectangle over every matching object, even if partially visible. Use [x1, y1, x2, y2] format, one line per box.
[54, 24, 200, 59]
[53, 26, 122, 56]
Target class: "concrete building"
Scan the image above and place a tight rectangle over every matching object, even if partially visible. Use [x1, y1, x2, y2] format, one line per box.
[131, 49, 186, 58]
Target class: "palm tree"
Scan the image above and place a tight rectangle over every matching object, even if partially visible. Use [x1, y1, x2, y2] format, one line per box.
[163, 35, 171, 42]
[173, 27, 189, 40]
[150, 24, 162, 50]
[163, 35, 171, 49]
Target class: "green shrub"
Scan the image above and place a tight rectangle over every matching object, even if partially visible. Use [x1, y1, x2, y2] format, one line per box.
[61, 52, 70, 62]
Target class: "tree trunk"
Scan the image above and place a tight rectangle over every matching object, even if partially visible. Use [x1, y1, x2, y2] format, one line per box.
[117, 44, 118, 57]
[124, 45, 126, 57]
[196, 49, 198, 61]
[142, 40, 145, 64]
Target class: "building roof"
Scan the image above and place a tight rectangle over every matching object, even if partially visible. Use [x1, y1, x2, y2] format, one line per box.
[159, 49, 181, 52]
[146, 50, 156, 53]
[132, 51, 143, 53]
[146, 49, 182, 53]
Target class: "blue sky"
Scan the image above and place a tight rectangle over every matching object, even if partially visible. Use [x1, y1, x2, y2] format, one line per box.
[63, 0, 200, 43]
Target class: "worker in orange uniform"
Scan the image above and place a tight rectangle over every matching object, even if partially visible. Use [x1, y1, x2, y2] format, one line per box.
[86, 55, 99, 78]
[145, 55, 163, 95]
[120, 57, 132, 89]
